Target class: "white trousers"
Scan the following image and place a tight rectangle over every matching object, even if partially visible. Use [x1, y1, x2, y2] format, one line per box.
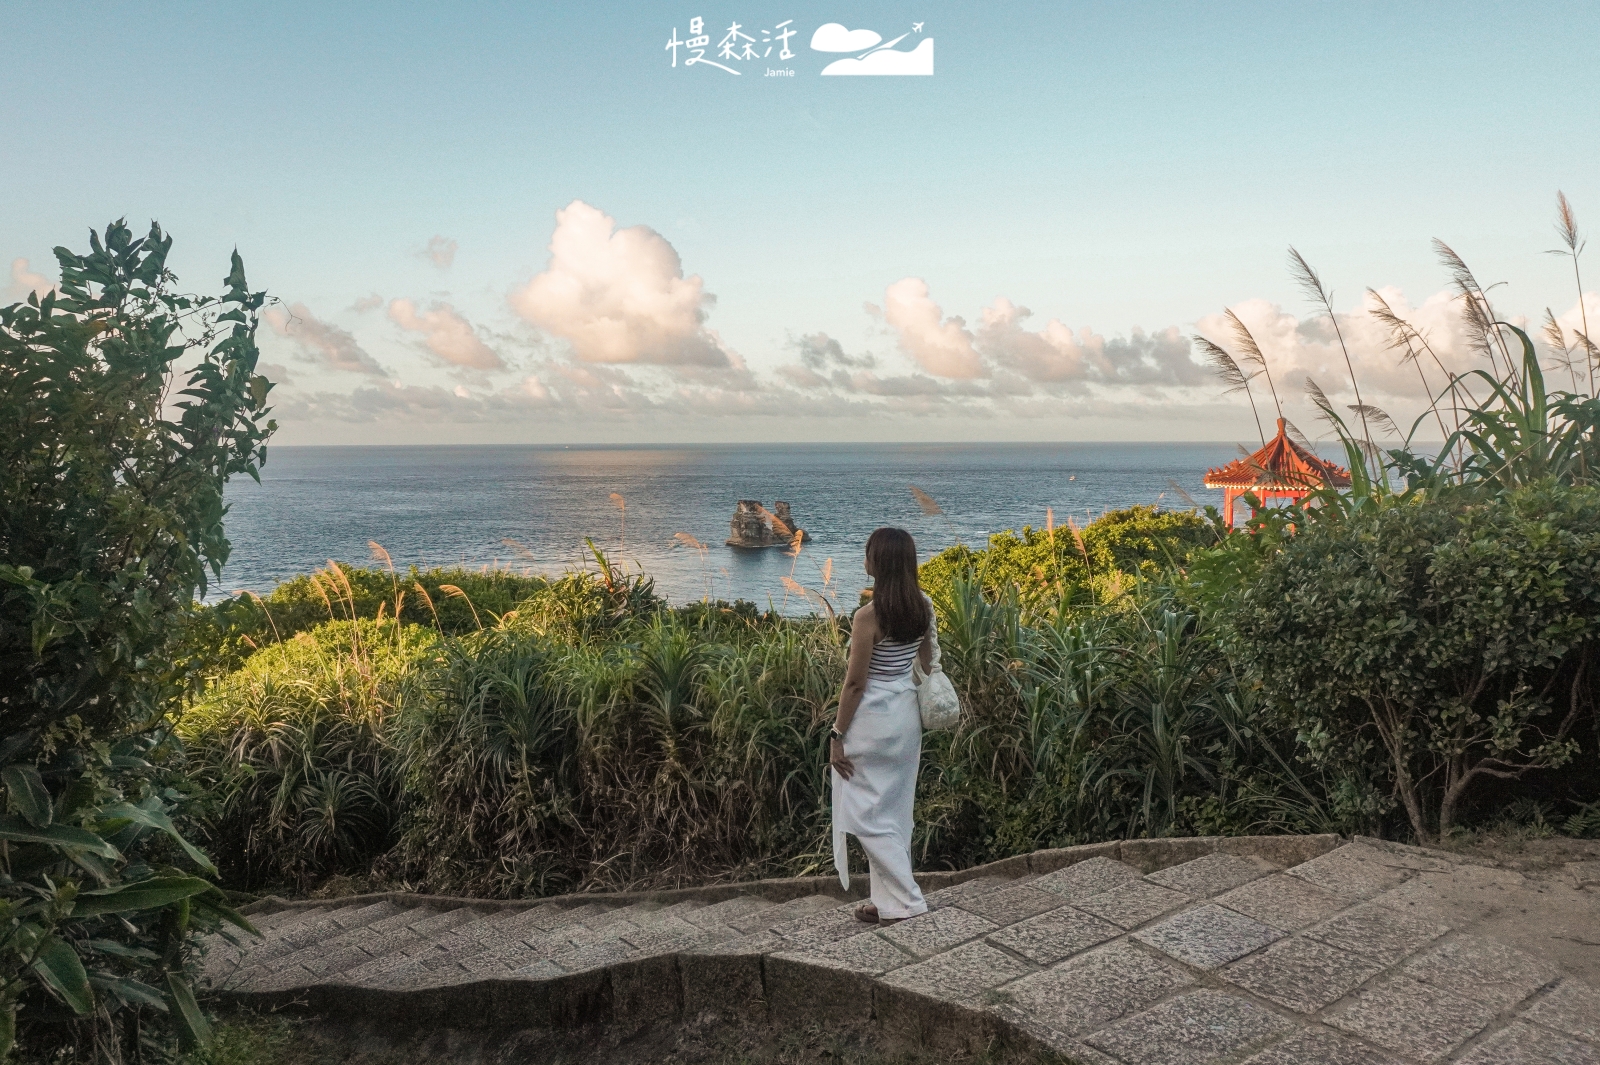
[832, 671, 928, 919]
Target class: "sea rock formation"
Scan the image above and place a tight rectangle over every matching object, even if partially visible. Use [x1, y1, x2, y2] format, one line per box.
[726, 500, 811, 548]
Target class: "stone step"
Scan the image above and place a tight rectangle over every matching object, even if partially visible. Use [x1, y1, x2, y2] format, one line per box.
[259, 903, 409, 968]
[244, 906, 317, 933]
[202, 840, 1600, 1065]
[248, 906, 485, 992]
[243, 901, 397, 966]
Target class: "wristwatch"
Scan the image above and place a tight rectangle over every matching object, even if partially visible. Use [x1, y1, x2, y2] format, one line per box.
[829, 726, 845, 742]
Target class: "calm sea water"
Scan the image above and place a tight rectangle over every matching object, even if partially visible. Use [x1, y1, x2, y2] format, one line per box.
[218, 443, 1245, 609]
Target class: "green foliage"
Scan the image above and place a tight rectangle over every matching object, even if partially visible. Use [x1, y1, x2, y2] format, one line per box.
[1393, 325, 1600, 494]
[0, 221, 275, 1061]
[0, 729, 253, 1062]
[183, 529, 1354, 898]
[179, 620, 436, 890]
[382, 594, 843, 895]
[1231, 483, 1600, 843]
[919, 507, 1214, 620]
[1, 221, 274, 739]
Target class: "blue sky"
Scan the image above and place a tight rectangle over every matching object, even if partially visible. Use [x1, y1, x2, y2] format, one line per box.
[4, 1, 1598, 443]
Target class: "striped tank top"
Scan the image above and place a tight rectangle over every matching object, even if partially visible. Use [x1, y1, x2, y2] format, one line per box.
[869, 637, 921, 680]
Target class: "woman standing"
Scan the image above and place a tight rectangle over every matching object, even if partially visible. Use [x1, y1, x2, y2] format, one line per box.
[830, 527, 937, 924]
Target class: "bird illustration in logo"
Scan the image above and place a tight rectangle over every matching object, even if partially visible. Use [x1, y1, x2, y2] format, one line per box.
[809, 22, 933, 75]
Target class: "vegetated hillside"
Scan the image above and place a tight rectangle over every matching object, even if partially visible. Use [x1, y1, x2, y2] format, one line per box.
[176, 487, 1600, 900]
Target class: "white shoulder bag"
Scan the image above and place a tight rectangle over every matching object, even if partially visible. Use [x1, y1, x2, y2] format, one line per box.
[911, 607, 961, 731]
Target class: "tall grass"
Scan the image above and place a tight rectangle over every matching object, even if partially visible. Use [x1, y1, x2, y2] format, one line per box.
[177, 505, 1361, 897]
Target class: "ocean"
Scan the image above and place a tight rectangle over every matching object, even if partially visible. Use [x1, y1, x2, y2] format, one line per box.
[218, 443, 1246, 609]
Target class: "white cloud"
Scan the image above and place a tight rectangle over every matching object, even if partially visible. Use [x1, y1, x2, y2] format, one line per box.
[8, 258, 53, 298]
[264, 302, 387, 376]
[809, 23, 881, 51]
[1194, 289, 1478, 406]
[421, 236, 457, 269]
[978, 299, 1203, 387]
[821, 38, 934, 75]
[881, 278, 984, 378]
[350, 293, 383, 312]
[510, 200, 732, 368]
[387, 298, 504, 370]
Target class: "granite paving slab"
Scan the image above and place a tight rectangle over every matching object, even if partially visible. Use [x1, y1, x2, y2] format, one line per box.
[1031, 856, 1142, 902]
[878, 905, 997, 958]
[212, 838, 1600, 1064]
[1221, 935, 1385, 1013]
[1084, 988, 1295, 1065]
[985, 905, 1123, 966]
[1074, 879, 1189, 930]
[678, 894, 779, 932]
[1145, 852, 1277, 898]
[883, 940, 1033, 1005]
[952, 882, 1064, 925]
[1216, 872, 1347, 931]
[1525, 980, 1600, 1044]
[1239, 1025, 1405, 1065]
[921, 875, 1010, 910]
[1132, 903, 1283, 970]
[992, 940, 1193, 1039]
[780, 930, 913, 976]
[1289, 841, 1416, 900]
[1326, 974, 1497, 1061]
[1456, 1020, 1600, 1065]
[1303, 900, 1448, 966]
[1402, 934, 1558, 1011]
[730, 894, 838, 934]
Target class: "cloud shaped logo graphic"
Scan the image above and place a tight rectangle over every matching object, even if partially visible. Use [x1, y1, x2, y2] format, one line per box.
[821, 37, 934, 76]
[809, 23, 883, 52]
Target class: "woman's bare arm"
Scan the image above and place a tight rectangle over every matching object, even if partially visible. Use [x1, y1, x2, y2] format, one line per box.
[830, 604, 877, 780]
[917, 597, 935, 673]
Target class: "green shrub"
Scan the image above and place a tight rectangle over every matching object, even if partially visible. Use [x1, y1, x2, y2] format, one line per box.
[1232, 482, 1600, 843]
[180, 620, 437, 890]
[0, 221, 266, 1059]
[919, 506, 1215, 619]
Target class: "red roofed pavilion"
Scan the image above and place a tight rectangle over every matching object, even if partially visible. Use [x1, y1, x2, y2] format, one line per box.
[1205, 417, 1352, 527]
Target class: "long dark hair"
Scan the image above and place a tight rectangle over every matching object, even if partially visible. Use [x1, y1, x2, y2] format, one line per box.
[865, 527, 929, 642]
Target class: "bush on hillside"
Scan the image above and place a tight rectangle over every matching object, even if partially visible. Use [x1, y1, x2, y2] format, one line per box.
[180, 620, 437, 889]
[920, 506, 1216, 618]
[1232, 482, 1600, 843]
[0, 222, 266, 1059]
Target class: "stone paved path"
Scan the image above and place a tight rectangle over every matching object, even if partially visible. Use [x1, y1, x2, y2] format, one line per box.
[205, 837, 1600, 1064]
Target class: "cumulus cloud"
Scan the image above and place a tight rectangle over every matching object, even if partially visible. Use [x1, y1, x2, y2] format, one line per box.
[979, 299, 1204, 386]
[264, 302, 387, 376]
[875, 281, 1204, 389]
[797, 332, 875, 372]
[387, 298, 504, 370]
[421, 236, 457, 269]
[509, 200, 732, 368]
[350, 293, 383, 313]
[881, 278, 984, 378]
[1193, 289, 1480, 406]
[8, 258, 53, 298]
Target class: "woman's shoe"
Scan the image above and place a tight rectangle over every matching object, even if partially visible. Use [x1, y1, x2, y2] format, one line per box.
[854, 903, 879, 923]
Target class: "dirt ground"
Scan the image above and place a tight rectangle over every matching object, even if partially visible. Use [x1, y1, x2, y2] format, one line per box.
[1438, 830, 1600, 872]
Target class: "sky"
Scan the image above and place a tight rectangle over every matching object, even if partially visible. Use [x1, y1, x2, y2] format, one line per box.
[4, 1, 1599, 444]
